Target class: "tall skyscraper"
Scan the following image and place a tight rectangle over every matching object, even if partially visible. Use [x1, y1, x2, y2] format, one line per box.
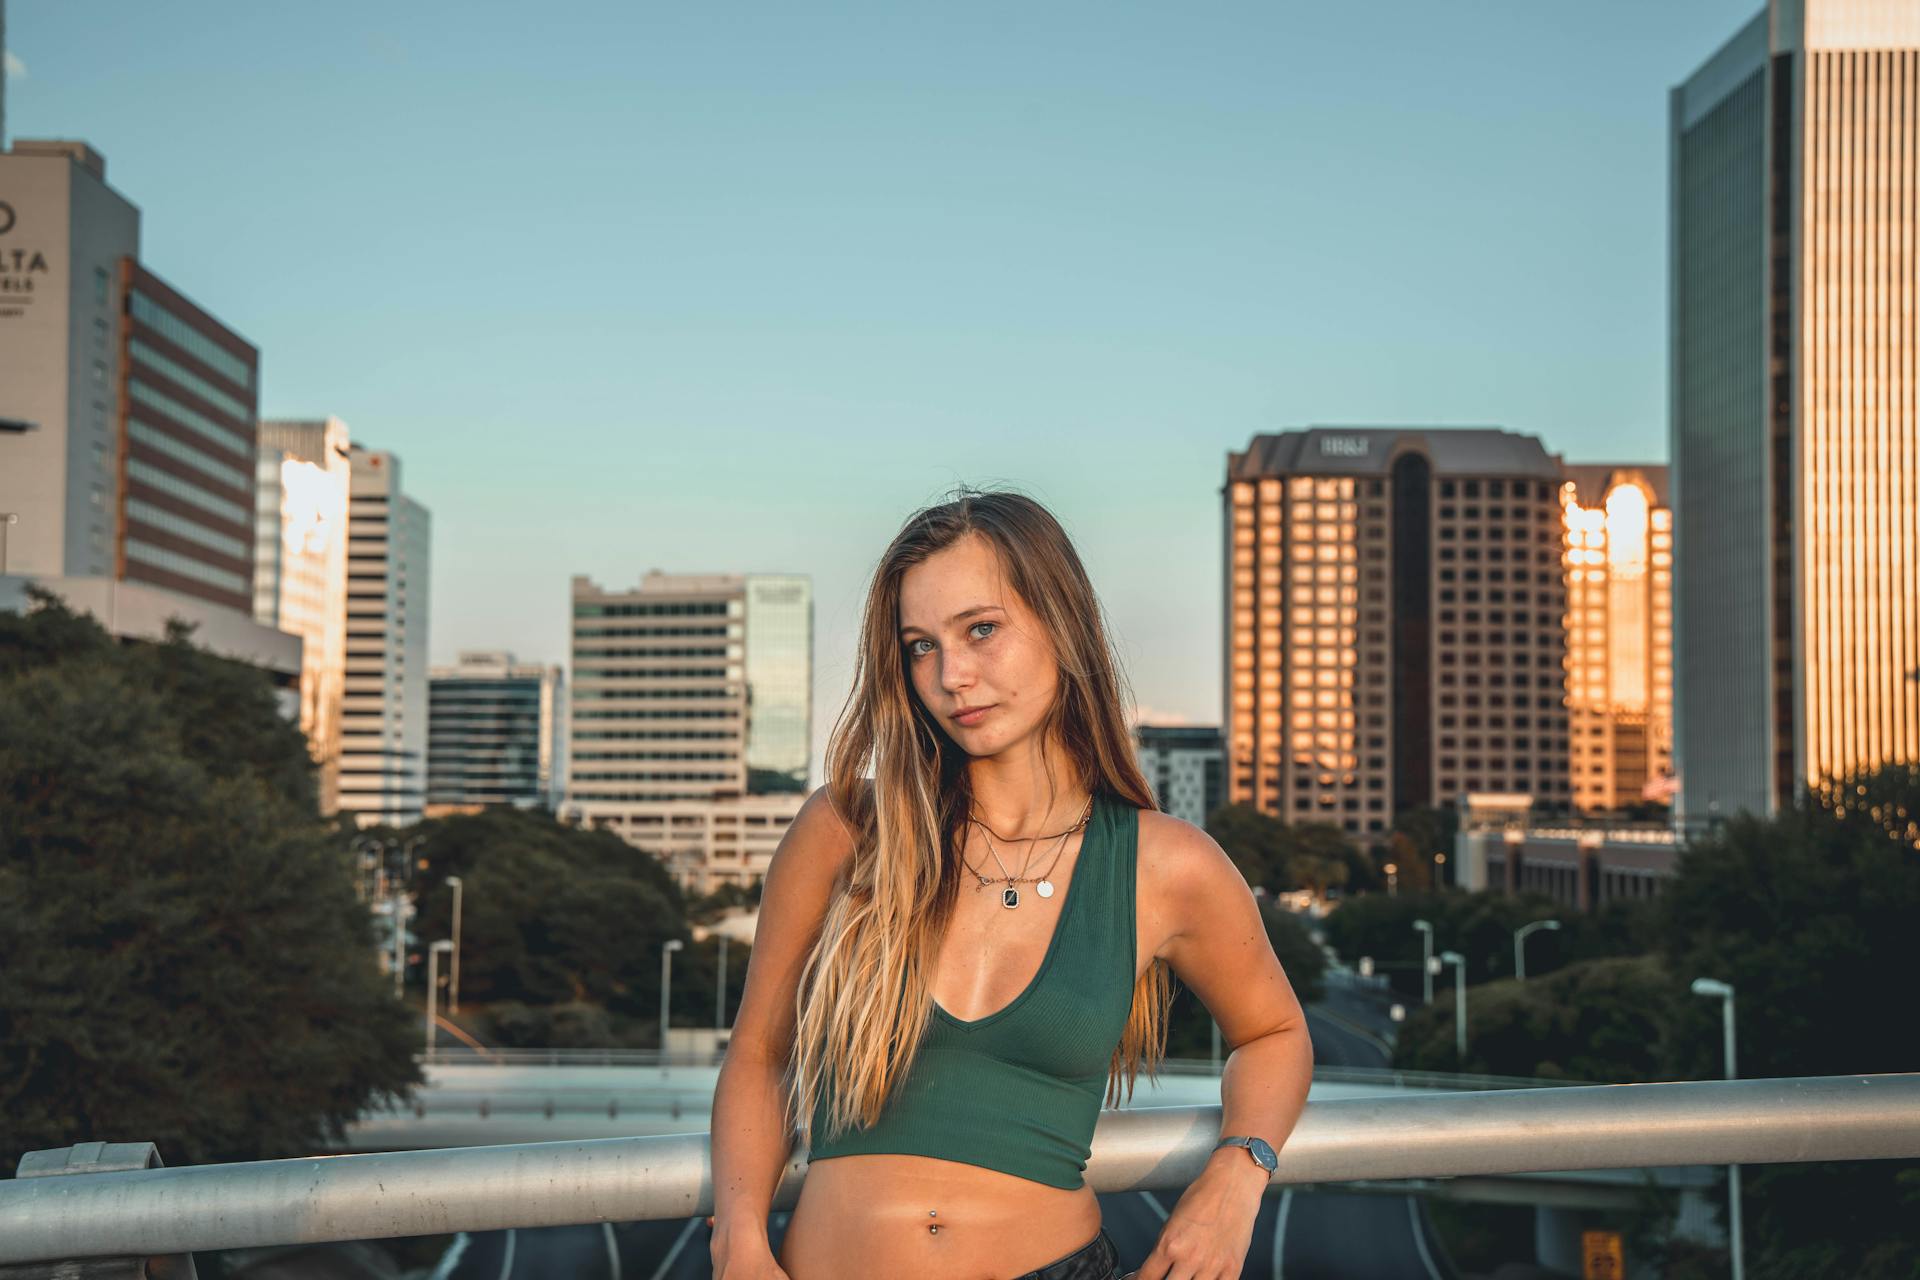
[338, 445, 431, 828]
[1671, 2, 1920, 826]
[0, 138, 297, 693]
[427, 650, 566, 814]
[254, 418, 351, 813]
[1560, 465, 1675, 814]
[566, 570, 813, 889]
[1223, 428, 1571, 839]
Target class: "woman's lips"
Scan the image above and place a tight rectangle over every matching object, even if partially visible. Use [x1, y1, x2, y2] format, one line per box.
[953, 705, 994, 727]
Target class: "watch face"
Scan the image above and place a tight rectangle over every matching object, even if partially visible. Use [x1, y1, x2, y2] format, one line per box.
[1249, 1137, 1278, 1171]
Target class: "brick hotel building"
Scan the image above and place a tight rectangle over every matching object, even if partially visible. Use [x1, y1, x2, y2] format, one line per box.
[1222, 428, 1573, 838]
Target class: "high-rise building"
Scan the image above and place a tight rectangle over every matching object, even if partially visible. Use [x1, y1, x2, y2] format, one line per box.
[1223, 428, 1571, 839]
[427, 650, 566, 814]
[744, 574, 813, 793]
[0, 139, 298, 695]
[1135, 725, 1224, 828]
[255, 418, 351, 812]
[338, 445, 431, 827]
[566, 570, 813, 890]
[1559, 465, 1675, 814]
[1671, 2, 1920, 826]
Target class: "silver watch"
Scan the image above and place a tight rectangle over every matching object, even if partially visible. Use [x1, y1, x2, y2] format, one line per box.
[1214, 1134, 1278, 1173]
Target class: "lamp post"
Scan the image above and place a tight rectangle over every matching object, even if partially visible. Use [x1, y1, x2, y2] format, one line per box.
[1692, 977, 1743, 1280]
[1413, 919, 1434, 1004]
[715, 932, 729, 1032]
[390, 877, 408, 997]
[1383, 861, 1398, 896]
[660, 939, 685, 1067]
[425, 940, 455, 1058]
[1514, 919, 1561, 981]
[1440, 950, 1467, 1063]
[0, 513, 17, 575]
[394, 835, 427, 996]
[445, 876, 463, 1014]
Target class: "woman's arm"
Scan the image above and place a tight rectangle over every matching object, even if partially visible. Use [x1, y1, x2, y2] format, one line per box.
[709, 786, 856, 1274]
[1131, 814, 1315, 1280]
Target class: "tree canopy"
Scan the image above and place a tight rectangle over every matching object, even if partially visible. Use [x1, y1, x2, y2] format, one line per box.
[0, 592, 420, 1174]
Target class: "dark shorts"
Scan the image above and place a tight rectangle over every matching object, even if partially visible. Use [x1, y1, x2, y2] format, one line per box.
[1011, 1225, 1125, 1280]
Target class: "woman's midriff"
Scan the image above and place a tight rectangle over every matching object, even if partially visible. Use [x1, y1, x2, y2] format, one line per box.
[779, 1153, 1103, 1280]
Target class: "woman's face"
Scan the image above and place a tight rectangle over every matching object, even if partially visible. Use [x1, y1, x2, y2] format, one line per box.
[896, 531, 1059, 757]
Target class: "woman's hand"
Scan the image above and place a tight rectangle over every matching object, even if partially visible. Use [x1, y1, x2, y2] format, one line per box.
[709, 1216, 794, 1280]
[1130, 1154, 1267, 1279]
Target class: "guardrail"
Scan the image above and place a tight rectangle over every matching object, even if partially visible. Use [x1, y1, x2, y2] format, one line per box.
[2, 1074, 1916, 1271]
[421, 1051, 1557, 1094]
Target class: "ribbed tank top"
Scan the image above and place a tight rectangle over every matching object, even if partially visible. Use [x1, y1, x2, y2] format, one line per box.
[805, 789, 1139, 1190]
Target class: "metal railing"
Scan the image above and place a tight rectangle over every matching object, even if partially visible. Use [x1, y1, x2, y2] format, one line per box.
[2, 1073, 1916, 1268]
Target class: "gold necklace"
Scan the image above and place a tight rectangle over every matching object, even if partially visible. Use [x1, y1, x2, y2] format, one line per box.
[963, 795, 1094, 908]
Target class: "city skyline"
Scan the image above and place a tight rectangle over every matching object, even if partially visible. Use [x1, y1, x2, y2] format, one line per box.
[5, 0, 1760, 773]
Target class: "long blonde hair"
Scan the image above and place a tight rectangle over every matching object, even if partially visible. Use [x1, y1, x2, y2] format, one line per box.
[792, 487, 1171, 1147]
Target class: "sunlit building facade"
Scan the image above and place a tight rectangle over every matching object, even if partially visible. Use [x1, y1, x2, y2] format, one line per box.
[1671, 1, 1920, 826]
[1224, 428, 1571, 839]
[254, 418, 351, 812]
[565, 570, 813, 888]
[1560, 465, 1675, 814]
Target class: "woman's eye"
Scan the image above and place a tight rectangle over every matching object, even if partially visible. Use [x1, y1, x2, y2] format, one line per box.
[970, 622, 996, 641]
[906, 638, 932, 658]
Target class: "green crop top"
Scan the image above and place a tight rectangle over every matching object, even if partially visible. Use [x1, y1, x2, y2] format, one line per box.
[804, 789, 1140, 1190]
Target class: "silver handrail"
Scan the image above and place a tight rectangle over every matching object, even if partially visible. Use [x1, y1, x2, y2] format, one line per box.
[1, 1073, 1916, 1265]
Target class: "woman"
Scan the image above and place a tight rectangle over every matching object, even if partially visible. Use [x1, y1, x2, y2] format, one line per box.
[709, 489, 1313, 1280]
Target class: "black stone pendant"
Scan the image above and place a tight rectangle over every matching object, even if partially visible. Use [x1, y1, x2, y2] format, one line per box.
[1001, 886, 1020, 909]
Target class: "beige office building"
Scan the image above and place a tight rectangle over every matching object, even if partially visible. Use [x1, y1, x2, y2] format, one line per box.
[1223, 428, 1572, 839]
[338, 446, 432, 827]
[1560, 465, 1675, 814]
[255, 418, 352, 812]
[1671, 1, 1920, 826]
[566, 570, 813, 890]
[0, 138, 298, 696]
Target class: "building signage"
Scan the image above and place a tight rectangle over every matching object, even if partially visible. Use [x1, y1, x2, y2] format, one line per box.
[1318, 435, 1370, 458]
[0, 200, 53, 322]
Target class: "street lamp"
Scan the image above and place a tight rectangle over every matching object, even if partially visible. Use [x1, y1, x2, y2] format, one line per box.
[1514, 919, 1561, 981]
[1383, 862, 1398, 896]
[1440, 950, 1467, 1063]
[1413, 919, 1434, 1004]
[425, 940, 455, 1058]
[445, 876, 464, 1015]
[0, 513, 17, 576]
[1692, 977, 1743, 1280]
[660, 939, 685, 1065]
[715, 932, 729, 1032]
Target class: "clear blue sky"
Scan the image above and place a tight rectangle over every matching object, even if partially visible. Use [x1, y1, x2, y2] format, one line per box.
[6, 1, 1756, 773]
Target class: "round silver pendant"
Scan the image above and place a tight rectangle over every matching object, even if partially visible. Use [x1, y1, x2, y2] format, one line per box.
[1001, 886, 1020, 908]
[1036, 879, 1056, 899]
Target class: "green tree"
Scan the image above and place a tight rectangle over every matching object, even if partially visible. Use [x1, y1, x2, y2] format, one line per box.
[1163, 905, 1327, 1057]
[1391, 955, 1678, 1082]
[407, 808, 702, 1032]
[1656, 768, 1920, 1279]
[1204, 804, 1290, 891]
[0, 595, 420, 1174]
